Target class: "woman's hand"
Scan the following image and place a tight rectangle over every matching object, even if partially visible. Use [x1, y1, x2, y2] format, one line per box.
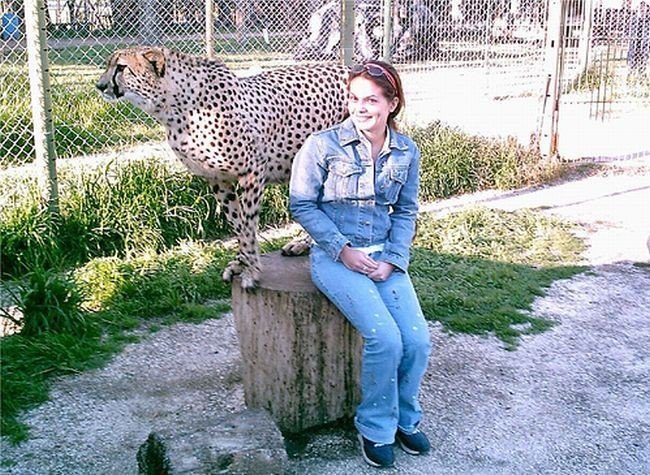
[340, 246, 379, 275]
[367, 261, 394, 281]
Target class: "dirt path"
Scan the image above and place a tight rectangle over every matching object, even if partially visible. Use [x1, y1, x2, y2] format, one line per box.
[1, 157, 648, 474]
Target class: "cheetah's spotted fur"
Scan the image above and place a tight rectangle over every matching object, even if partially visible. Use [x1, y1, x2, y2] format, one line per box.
[97, 47, 349, 288]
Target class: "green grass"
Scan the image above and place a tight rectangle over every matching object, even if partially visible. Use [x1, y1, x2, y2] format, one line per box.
[0, 205, 586, 443]
[412, 207, 586, 350]
[0, 66, 162, 168]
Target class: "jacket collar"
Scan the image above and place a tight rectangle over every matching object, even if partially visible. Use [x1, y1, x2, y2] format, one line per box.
[338, 116, 409, 151]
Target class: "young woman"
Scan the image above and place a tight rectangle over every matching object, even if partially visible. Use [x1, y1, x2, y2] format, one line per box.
[289, 60, 431, 468]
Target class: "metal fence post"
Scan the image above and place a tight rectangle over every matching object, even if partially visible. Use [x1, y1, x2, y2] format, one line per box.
[341, 0, 355, 66]
[539, 0, 566, 159]
[24, 0, 58, 212]
[206, 0, 215, 58]
[577, 0, 593, 75]
[382, 0, 392, 63]
[141, 0, 162, 45]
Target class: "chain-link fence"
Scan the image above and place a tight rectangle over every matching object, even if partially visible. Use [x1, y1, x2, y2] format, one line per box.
[1, 0, 649, 169]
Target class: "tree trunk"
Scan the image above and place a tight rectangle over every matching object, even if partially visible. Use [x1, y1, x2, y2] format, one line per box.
[232, 251, 362, 433]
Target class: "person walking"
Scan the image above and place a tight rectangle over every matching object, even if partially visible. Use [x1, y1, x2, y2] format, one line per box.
[289, 60, 431, 468]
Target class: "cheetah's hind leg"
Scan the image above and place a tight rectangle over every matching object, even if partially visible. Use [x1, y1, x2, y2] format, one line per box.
[281, 232, 312, 256]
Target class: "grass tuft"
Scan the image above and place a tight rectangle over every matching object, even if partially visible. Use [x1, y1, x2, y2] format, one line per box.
[6, 268, 91, 337]
[411, 122, 561, 200]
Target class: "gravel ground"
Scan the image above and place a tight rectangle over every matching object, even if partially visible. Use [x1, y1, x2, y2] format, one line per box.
[1, 157, 649, 474]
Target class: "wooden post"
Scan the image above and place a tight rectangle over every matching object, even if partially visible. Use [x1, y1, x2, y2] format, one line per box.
[232, 252, 362, 433]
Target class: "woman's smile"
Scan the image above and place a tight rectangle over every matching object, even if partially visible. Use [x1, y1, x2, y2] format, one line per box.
[348, 77, 398, 138]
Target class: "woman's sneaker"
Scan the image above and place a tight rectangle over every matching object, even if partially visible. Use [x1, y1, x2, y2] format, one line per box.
[358, 434, 395, 468]
[396, 428, 431, 455]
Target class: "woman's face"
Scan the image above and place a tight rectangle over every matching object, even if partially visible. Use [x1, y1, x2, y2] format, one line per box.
[348, 76, 398, 137]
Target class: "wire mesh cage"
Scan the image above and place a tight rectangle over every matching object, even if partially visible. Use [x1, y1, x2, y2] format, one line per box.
[1, 0, 648, 169]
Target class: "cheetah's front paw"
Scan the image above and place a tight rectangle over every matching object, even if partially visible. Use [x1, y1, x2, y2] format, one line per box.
[238, 267, 259, 290]
[222, 259, 243, 282]
[222, 259, 259, 289]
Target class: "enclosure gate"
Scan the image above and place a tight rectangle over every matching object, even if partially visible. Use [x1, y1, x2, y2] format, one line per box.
[555, 0, 650, 159]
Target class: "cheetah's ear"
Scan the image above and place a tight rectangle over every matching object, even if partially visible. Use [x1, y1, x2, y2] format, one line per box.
[142, 48, 166, 78]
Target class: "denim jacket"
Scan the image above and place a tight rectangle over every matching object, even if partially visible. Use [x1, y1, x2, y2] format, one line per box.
[289, 117, 420, 272]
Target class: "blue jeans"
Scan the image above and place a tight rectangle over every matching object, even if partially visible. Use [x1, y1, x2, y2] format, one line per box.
[310, 246, 431, 444]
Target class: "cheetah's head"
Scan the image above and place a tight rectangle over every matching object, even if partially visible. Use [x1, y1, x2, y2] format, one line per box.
[96, 47, 167, 113]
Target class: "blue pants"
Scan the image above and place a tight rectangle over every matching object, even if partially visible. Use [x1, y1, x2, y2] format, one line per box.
[310, 246, 431, 444]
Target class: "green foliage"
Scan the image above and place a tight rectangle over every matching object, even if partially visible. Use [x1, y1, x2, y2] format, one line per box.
[411, 122, 560, 200]
[411, 208, 586, 350]
[0, 160, 226, 277]
[6, 269, 90, 337]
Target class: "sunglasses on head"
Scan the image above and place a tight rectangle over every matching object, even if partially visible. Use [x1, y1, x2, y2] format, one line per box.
[350, 63, 398, 92]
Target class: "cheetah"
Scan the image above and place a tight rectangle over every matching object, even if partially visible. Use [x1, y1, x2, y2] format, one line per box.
[96, 47, 349, 289]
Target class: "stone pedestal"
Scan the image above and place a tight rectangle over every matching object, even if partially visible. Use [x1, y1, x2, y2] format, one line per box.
[232, 251, 362, 433]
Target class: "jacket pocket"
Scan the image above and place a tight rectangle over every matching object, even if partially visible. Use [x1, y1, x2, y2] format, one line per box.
[378, 165, 408, 204]
[324, 158, 363, 200]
